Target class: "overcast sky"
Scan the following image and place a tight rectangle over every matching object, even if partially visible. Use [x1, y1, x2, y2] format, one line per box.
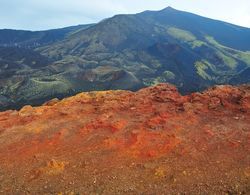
[1, 0, 250, 30]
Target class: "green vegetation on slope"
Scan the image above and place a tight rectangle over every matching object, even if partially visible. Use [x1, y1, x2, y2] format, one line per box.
[195, 61, 213, 80]
[167, 27, 205, 48]
[167, 27, 196, 42]
[206, 36, 250, 66]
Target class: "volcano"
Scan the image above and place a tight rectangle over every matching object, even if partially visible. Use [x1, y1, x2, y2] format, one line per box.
[1, 7, 250, 110]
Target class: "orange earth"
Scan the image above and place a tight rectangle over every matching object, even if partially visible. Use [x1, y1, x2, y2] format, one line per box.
[0, 83, 249, 194]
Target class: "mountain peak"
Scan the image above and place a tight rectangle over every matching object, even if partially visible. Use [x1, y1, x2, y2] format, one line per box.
[161, 6, 176, 11]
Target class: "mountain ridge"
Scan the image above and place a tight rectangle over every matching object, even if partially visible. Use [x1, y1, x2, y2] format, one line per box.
[0, 7, 250, 110]
[0, 24, 94, 48]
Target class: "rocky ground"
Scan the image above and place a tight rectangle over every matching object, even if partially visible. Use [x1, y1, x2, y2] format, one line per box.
[0, 83, 249, 194]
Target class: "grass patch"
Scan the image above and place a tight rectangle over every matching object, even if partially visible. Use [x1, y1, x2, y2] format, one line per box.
[167, 27, 205, 48]
[205, 36, 221, 47]
[191, 40, 206, 48]
[205, 35, 250, 66]
[195, 61, 212, 80]
[234, 52, 250, 65]
[216, 51, 237, 69]
[167, 27, 196, 42]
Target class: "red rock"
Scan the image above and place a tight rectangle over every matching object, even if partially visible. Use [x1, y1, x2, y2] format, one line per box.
[0, 83, 249, 194]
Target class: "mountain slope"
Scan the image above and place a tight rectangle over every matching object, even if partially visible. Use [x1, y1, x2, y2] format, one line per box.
[139, 7, 250, 51]
[0, 84, 249, 194]
[38, 7, 250, 92]
[0, 7, 250, 110]
[0, 24, 93, 48]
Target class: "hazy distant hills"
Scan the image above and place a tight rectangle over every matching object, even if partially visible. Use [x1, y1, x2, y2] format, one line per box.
[0, 24, 93, 48]
[0, 7, 250, 110]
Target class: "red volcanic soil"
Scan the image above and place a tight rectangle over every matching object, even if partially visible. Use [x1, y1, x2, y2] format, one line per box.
[0, 84, 249, 194]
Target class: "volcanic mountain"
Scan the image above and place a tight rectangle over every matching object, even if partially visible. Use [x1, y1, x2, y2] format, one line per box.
[0, 84, 249, 194]
[1, 7, 250, 110]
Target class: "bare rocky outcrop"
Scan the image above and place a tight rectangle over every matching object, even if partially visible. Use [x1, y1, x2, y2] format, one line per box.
[0, 84, 249, 194]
